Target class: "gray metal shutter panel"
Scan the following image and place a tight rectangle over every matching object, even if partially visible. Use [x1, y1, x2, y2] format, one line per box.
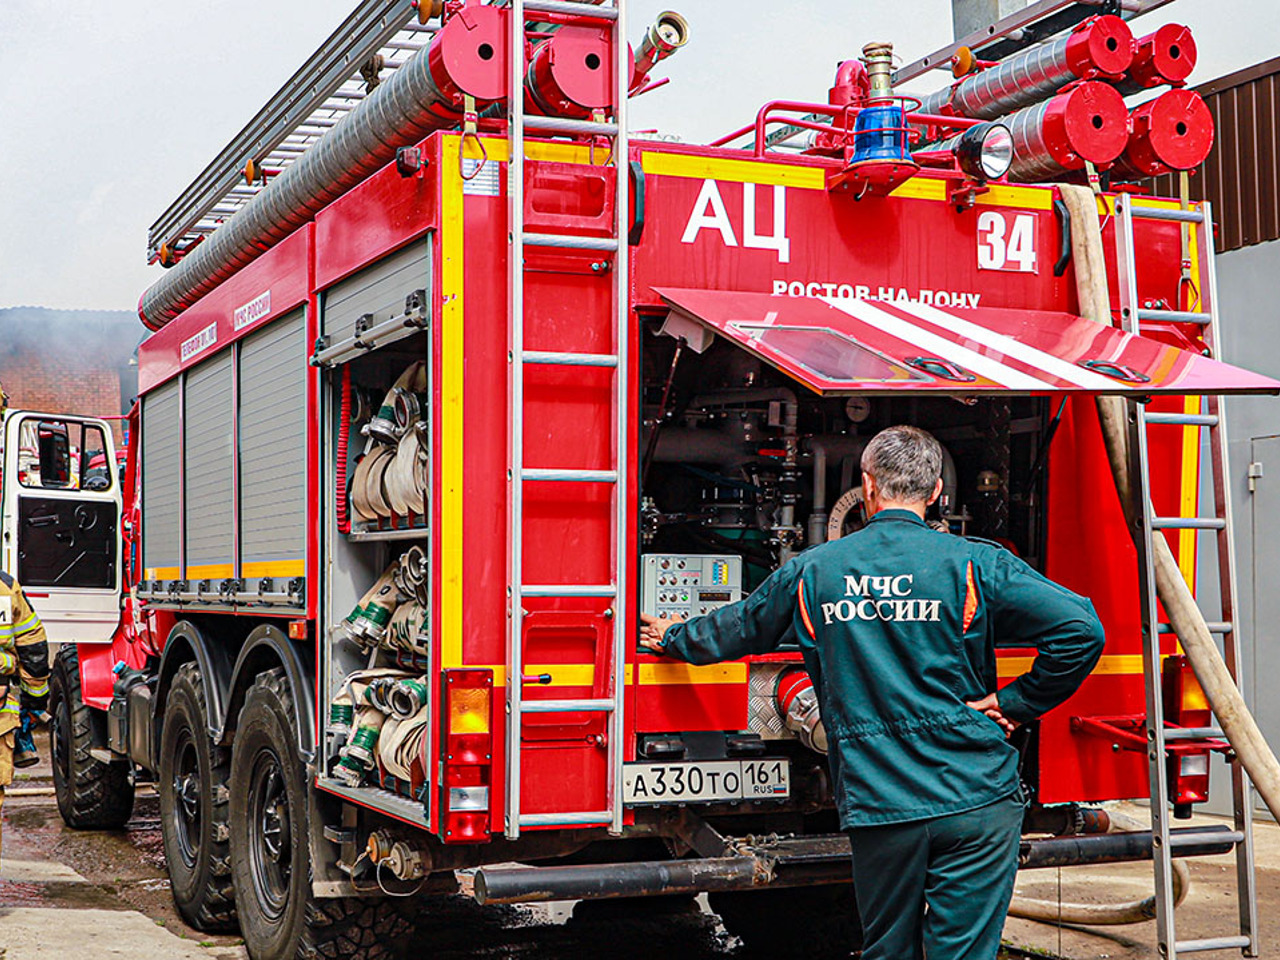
[323, 241, 429, 344]
[142, 379, 181, 575]
[183, 351, 235, 571]
[240, 310, 306, 567]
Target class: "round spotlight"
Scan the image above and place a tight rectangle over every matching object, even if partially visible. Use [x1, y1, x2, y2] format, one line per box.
[955, 122, 1014, 181]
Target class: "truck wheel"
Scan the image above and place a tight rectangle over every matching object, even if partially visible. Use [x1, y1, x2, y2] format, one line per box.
[710, 886, 862, 959]
[229, 668, 411, 960]
[50, 645, 134, 829]
[158, 662, 237, 931]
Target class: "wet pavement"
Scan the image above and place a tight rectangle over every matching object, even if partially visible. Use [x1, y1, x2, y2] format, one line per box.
[0, 733, 736, 960]
[4, 731, 1276, 958]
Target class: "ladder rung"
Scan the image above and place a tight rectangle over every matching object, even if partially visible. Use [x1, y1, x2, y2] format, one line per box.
[1174, 936, 1252, 953]
[1159, 621, 1232, 635]
[520, 584, 616, 598]
[1151, 517, 1226, 530]
[1144, 412, 1219, 427]
[522, 468, 618, 483]
[523, 0, 619, 21]
[1138, 308, 1212, 326]
[519, 811, 613, 827]
[1131, 206, 1205, 224]
[521, 698, 615, 714]
[1169, 829, 1245, 849]
[524, 115, 619, 137]
[523, 232, 619, 252]
[1164, 727, 1226, 741]
[523, 350, 618, 368]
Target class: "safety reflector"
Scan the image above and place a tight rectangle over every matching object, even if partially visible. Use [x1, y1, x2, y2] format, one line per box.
[655, 288, 1280, 396]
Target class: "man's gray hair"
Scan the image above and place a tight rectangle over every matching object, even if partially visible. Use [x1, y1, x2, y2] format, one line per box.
[861, 425, 943, 503]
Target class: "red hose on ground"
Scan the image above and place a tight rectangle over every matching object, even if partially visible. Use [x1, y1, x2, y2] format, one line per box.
[337, 365, 352, 534]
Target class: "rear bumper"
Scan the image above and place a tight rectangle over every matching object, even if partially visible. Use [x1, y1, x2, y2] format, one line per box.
[470, 824, 1239, 906]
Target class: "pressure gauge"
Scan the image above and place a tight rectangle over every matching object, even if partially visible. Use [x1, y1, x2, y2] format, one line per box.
[844, 397, 871, 423]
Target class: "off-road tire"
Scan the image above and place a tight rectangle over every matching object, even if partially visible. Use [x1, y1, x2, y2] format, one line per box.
[229, 668, 412, 960]
[49, 645, 134, 829]
[158, 662, 237, 931]
[710, 886, 862, 959]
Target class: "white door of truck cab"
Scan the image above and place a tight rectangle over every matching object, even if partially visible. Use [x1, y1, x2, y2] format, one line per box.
[0, 411, 122, 642]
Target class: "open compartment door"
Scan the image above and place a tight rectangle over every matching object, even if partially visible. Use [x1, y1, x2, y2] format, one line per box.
[1, 412, 122, 643]
[655, 288, 1280, 396]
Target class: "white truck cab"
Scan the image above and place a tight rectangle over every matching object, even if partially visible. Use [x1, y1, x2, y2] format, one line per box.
[0, 409, 122, 643]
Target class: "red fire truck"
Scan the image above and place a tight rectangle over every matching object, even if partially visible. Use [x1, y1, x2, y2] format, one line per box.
[30, 1, 1277, 958]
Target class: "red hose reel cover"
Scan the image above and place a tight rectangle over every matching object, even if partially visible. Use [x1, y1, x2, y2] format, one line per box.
[526, 26, 623, 118]
[1064, 15, 1136, 79]
[1123, 88, 1215, 176]
[1042, 81, 1130, 168]
[435, 3, 509, 103]
[1129, 24, 1197, 89]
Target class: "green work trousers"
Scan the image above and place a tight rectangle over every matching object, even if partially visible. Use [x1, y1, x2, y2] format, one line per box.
[847, 792, 1024, 960]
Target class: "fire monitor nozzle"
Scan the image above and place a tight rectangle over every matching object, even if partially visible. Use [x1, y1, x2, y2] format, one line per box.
[632, 11, 688, 90]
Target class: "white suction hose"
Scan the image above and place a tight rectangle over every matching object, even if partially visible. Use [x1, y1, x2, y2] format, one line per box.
[1009, 811, 1190, 925]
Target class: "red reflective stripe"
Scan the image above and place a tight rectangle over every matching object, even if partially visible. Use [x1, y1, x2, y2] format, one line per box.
[797, 581, 817, 640]
[963, 561, 979, 632]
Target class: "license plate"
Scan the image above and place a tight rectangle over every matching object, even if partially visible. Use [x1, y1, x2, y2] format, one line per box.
[623, 759, 790, 805]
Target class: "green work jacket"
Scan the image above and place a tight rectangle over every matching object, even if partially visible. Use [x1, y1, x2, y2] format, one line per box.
[660, 509, 1106, 828]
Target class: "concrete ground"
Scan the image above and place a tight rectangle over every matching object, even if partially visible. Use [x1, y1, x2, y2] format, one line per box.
[1004, 802, 1277, 959]
[1, 734, 1274, 959]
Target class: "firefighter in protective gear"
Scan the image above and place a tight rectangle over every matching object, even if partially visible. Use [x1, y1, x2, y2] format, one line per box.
[0, 571, 51, 860]
[641, 425, 1106, 960]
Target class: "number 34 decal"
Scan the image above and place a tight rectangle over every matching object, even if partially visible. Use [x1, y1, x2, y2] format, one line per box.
[977, 210, 1038, 273]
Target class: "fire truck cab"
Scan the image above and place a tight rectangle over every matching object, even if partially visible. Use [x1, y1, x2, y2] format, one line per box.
[47, 3, 1280, 960]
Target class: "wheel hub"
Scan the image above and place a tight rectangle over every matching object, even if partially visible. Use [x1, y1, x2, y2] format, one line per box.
[248, 750, 293, 917]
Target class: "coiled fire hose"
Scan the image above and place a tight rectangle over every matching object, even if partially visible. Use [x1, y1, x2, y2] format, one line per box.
[331, 670, 427, 785]
[365, 361, 427, 445]
[349, 361, 430, 523]
[384, 602, 430, 655]
[342, 563, 407, 646]
[1009, 811, 1190, 924]
[1058, 183, 1280, 825]
[393, 545, 431, 605]
[342, 548, 431, 648]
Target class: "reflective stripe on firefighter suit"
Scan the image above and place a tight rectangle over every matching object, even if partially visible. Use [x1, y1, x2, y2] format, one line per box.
[0, 571, 51, 861]
[661, 509, 1105, 960]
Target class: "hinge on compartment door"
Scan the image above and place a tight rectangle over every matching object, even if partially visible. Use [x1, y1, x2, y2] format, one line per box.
[1248, 461, 1264, 493]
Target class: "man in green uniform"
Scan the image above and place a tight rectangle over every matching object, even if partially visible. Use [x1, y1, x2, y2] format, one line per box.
[0, 571, 51, 861]
[641, 425, 1105, 960]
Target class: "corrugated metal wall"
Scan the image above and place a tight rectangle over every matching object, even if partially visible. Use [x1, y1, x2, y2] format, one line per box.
[323, 241, 430, 344]
[1145, 56, 1280, 253]
[141, 378, 181, 575]
[183, 351, 235, 571]
[239, 309, 307, 569]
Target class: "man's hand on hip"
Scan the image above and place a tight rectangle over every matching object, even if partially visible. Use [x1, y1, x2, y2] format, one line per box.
[639, 612, 685, 653]
[965, 692, 1019, 736]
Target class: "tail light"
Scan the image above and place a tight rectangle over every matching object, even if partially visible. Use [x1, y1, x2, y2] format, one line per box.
[1162, 654, 1211, 817]
[441, 668, 493, 843]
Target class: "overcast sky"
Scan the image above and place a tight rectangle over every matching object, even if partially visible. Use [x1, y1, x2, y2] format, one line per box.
[1, 0, 1276, 313]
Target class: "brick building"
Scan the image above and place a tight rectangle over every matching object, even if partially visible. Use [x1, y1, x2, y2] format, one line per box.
[0, 306, 141, 442]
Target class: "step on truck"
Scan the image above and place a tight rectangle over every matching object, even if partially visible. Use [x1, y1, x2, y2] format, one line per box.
[32, 1, 1280, 958]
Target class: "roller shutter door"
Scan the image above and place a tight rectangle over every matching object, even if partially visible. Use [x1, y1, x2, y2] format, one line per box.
[183, 350, 234, 574]
[141, 378, 181, 579]
[323, 240, 429, 344]
[240, 310, 307, 576]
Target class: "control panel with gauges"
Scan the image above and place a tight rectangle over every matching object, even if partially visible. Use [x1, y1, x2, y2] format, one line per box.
[641, 554, 743, 620]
